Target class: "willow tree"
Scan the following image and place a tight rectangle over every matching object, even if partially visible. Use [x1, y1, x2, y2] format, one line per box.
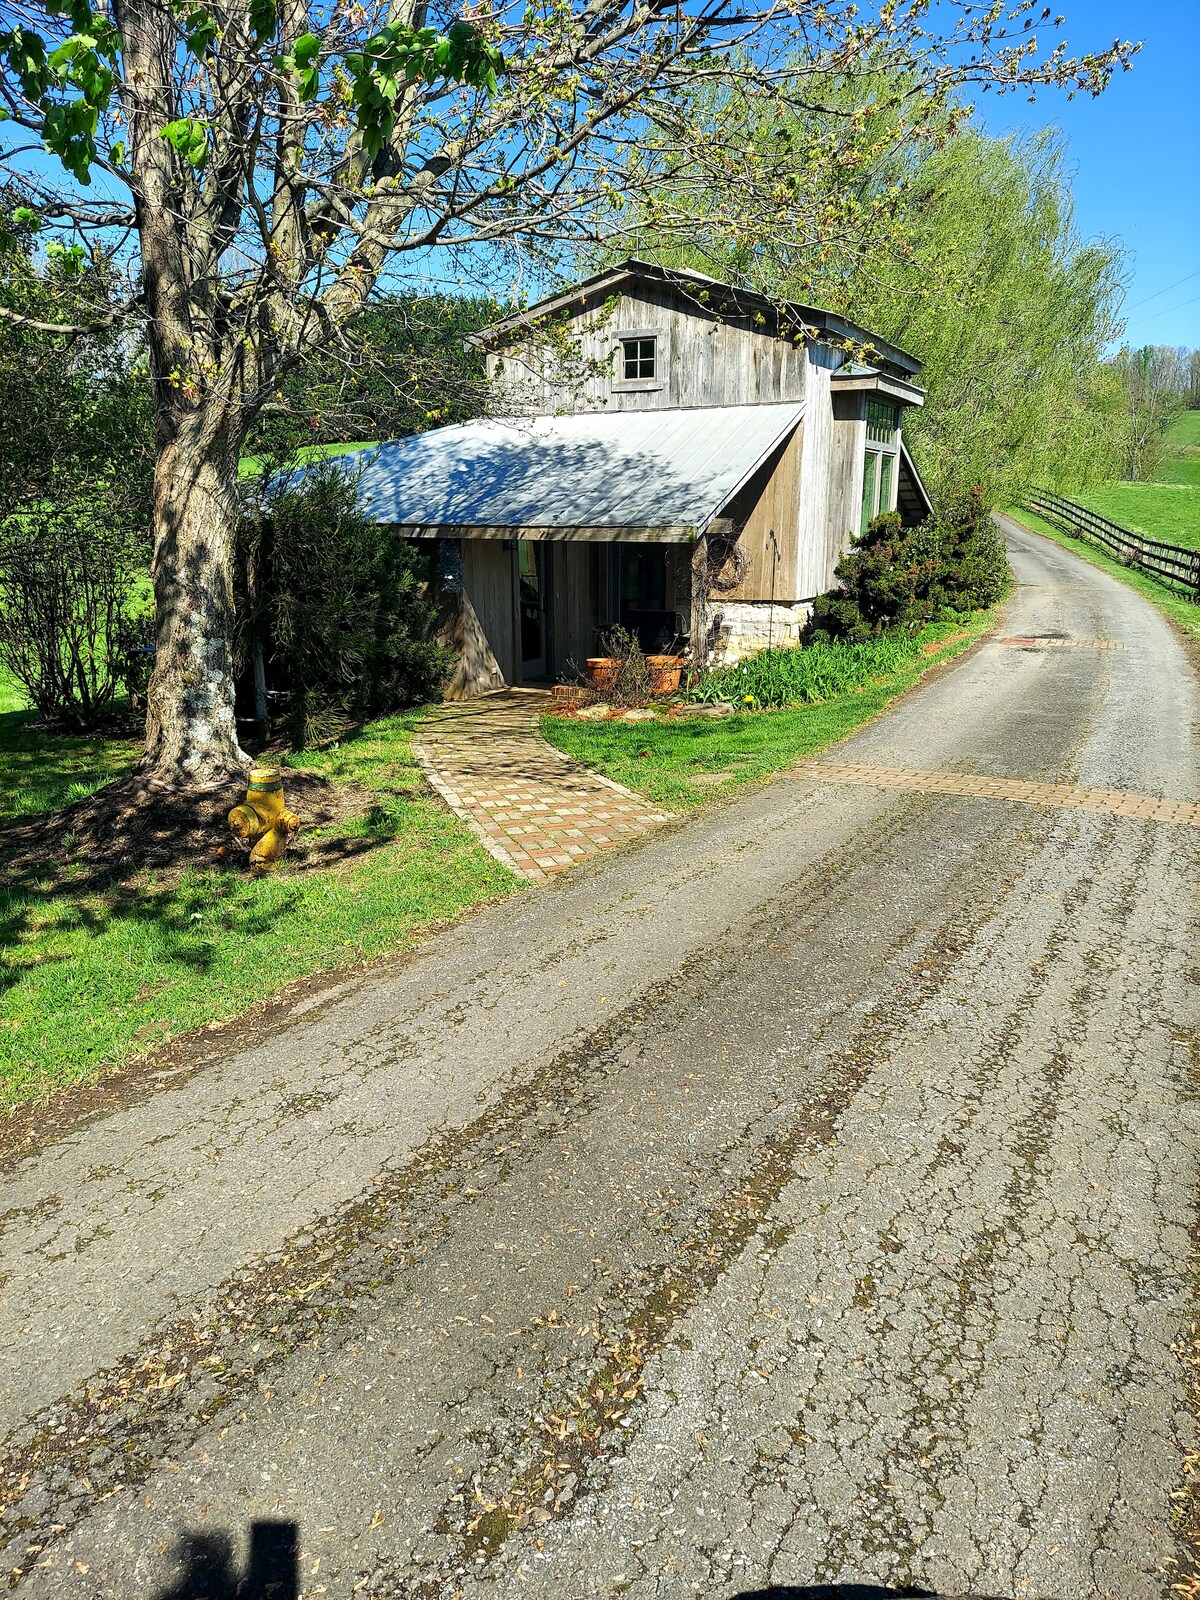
[613, 68, 1136, 504]
[824, 127, 1132, 501]
[0, 0, 1136, 787]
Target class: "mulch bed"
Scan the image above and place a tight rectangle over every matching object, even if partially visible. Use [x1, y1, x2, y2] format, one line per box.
[0, 767, 379, 894]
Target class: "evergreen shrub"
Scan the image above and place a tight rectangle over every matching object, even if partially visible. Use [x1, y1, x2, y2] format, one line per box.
[811, 488, 1008, 641]
[238, 461, 453, 745]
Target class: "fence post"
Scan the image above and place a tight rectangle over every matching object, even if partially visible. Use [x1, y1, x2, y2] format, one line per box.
[1023, 489, 1199, 599]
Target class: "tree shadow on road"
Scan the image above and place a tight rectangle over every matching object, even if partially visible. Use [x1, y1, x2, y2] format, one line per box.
[154, 1519, 298, 1600]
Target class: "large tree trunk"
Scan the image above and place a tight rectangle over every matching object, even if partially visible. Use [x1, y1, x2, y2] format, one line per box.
[142, 408, 250, 787]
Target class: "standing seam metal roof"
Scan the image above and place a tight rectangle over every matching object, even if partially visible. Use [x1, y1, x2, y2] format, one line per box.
[345, 402, 805, 538]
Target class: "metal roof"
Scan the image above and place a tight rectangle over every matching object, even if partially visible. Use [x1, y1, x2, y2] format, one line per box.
[344, 402, 805, 541]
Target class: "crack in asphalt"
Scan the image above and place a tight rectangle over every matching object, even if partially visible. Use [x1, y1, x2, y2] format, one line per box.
[1, 521, 1198, 1599]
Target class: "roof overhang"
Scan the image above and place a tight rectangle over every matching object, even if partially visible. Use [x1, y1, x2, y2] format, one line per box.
[897, 441, 933, 524]
[341, 402, 805, 542]
[397, 521, 697, 543]
[831, 367, 925, 407]
[470, 258, 923, 382]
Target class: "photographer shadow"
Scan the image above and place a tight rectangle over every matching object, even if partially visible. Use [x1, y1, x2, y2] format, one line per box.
[155, 1520, 298, 1600]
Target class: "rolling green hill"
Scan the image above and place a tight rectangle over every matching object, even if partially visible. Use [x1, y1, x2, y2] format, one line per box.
[1074, 412, 1200, 551]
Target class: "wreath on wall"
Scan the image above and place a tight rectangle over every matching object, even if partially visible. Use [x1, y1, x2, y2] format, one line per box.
[706, 531, 748, 594]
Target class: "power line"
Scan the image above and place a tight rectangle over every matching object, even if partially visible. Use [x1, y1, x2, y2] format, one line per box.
[1136, 290, 1200, 325]
[1126, 267, 1200, 312]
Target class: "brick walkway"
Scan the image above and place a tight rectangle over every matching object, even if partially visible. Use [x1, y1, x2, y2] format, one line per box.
[814, 761, 1200, 828]
[413, 690, 672, 884]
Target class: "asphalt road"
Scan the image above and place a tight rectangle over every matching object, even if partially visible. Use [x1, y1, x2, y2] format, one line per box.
[2, 518, 1198, 1600]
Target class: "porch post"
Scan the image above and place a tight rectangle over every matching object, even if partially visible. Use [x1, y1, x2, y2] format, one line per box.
[690, 532, 709, 677]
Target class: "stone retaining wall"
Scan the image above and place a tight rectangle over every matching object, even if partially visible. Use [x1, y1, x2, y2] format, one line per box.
[709, 601, 813, 665]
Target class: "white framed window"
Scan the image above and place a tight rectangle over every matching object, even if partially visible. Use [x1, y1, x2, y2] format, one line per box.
[861, 448, 900, 532]
[613, 327, 665, 392]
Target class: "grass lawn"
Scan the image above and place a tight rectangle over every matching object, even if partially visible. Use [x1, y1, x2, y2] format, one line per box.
[0, 668, 141, 822]
[237, 439, 379, 479]
[1072, 411, 1200, 549]
[1073, 481, 1200, 550]
[0, 706, 516, 1112]
[1002, 505, 1200, 644]
[1160, 410, 1200, 488]
[543, 612, 997, 811]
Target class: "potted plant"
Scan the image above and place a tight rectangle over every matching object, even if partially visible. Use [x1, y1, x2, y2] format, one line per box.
[646, 654, 684, 695]
[586, 655, 621, 693]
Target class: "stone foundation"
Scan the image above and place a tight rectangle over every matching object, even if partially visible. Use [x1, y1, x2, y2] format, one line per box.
[709, 601, 813, 665]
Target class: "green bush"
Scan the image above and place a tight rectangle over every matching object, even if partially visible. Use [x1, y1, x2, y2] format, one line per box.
[811, 488, 1008, 641]
[238, 461, 453, 745]
[0, 500, 150, 728]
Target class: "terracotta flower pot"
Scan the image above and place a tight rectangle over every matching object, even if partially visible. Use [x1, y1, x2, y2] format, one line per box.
[586, 657, 620, 693]
[647, 654, 684, 695]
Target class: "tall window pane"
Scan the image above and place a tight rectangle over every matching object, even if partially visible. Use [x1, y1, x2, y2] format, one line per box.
[860, 451, 878, 535]
[878, 452, 894, 514]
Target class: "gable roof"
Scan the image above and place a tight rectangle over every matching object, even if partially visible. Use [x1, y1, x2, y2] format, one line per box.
[472, 258, 922, 381]
[335, 401, 805, 541]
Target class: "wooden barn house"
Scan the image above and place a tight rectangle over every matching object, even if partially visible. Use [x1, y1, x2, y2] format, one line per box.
[348, 259, 932, 696]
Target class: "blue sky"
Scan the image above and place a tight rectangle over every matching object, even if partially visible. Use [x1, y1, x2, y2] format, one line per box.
[979, 0, 1200, 350]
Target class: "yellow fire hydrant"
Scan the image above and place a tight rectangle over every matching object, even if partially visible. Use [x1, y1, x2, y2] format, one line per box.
[228, 765, 300, 872]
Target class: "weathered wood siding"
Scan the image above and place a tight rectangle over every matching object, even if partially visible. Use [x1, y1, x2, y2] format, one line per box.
[487, 280, 817, 414]
[795, 366, 837, 598]
[714, 428, 803, 603]
[481, 277, 917, 621]
[829, 392, 866, 573]
[445, 540, 516, 697]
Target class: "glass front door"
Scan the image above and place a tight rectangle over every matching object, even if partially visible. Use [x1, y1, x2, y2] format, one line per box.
[518, 541, 547, 679]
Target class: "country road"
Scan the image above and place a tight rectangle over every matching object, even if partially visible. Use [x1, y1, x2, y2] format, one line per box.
[2, 516, 1198, 1600]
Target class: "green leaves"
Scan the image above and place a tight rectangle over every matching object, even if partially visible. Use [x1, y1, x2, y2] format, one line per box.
[183, 8, 218, 59]
[278, 31, 322, 102]
[2, 25, 50, 100]
[160, 116, 211, 169]
[45, 239, 86, 270]
[248, 0, 276, 45]
[0, 3, 503, 186]
[0, 9, 118, 183]
[346, 21, 504, 160]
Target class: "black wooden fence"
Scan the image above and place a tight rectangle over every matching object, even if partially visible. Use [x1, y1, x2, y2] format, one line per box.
[1024, 488, 1200, 598]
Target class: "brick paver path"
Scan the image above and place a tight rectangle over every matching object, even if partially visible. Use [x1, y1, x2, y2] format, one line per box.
[413, 690, 672, 883]
[814, 760, 1200, 827]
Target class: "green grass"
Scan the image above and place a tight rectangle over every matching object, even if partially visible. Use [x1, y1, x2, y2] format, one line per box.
[1002, 505, 1200, 644]
[1072, 481, 1200, 550]
[1068, 411, 1200, 546]
[237, 439, 378, 479]
[1160, 410, 1200, 489]
[544, 612, 997, 811]
[0, 706, 517, 1111]
[0, 666, 140, 822]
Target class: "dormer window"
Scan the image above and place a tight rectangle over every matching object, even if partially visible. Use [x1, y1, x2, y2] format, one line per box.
[613, 327, 664, 392]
